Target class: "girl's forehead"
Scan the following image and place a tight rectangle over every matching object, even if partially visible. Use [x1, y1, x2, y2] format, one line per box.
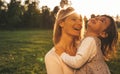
[101, 16, 111, 26]
[99, 16, 110, 22]
[98, 16, 106, 18]
[99, 16, 109, 19]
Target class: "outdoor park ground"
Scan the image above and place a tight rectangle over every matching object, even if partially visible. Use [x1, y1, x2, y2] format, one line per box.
[0, 29, 120, 74]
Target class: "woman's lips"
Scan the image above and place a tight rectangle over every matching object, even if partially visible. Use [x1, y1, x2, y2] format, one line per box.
[73, 27, 81, 31]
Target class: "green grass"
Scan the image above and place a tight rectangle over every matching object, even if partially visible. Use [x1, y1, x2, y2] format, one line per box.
[0, 29, 120, 74]
[0, 30, 53, 74]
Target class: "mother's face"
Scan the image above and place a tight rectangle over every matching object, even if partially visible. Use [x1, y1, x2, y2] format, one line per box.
[60, 13, 82, 37]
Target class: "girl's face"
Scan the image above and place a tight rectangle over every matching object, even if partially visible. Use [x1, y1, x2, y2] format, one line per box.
[87, 16, 111, 33]
[61, 13, 82, 37]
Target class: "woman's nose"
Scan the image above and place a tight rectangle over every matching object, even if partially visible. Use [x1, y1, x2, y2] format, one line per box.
[76, 21, 82, 28]
[76, 20, 82, 24]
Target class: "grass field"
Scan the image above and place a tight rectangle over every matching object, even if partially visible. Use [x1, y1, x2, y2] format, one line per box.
[0, 29, 120, 74]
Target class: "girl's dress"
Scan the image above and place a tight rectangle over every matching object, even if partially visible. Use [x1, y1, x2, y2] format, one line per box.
[61, 37, 111, 74]
[76, 37, 110, 74]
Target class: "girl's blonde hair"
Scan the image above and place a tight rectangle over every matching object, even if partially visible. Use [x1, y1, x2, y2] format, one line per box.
[53, 7, 75, 45]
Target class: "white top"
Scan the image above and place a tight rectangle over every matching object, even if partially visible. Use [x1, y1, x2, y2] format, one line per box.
[45, 47, 75, 74]
[61, 37, 97, 68]
[45, 37, 110, 74]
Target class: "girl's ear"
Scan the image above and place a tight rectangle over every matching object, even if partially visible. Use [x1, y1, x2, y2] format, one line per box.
[99, 32, 108, 38]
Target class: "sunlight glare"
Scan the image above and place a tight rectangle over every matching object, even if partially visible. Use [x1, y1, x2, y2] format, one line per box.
[5, 0, 120, 18]
[38, 0, 120, 18]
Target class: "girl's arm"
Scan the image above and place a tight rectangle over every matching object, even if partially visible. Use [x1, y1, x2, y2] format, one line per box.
[61, 37, 97, 69]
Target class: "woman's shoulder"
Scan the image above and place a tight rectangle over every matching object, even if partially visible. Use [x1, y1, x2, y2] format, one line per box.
[45, 47, 59, 61]
[45, 47, 55, 57]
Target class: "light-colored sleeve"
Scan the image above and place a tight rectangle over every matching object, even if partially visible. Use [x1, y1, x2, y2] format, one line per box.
[61, 37, 97, 69]
[45, 54, 63, 74]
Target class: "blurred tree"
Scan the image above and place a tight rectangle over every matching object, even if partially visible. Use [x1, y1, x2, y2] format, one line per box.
[0, 0, 7, 28]
[60, 0, 72, 8]
[41, 6, 51, 29]
[0, 0, 57, 29]
[83, 16, 88, 28]
[6, 0, 24, 29]
[23, 0, 41, 28]
[50, 6, 60, 29]
[115, 15, 120, 28]
[60, 0, 68, 8]
[0, 0, 5, 23]
[0, 9, 7, 28]
[116, 14, 119, 22]
[0, 0, 4, 10]
[91, 14, 96, 18]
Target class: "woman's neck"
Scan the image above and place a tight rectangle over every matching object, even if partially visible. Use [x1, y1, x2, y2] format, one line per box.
[56, 33, 77, 56]
[60, 35, 74, 47]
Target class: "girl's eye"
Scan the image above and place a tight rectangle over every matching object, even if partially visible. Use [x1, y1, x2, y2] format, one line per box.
[100, 19, 104, 23]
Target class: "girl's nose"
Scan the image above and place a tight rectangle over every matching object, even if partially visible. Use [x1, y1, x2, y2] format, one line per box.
[95, 17, 99, 20]
[91, 17, 98, 22]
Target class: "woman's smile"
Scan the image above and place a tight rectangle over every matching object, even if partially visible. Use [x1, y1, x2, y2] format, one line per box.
[73, 27, 81, 31]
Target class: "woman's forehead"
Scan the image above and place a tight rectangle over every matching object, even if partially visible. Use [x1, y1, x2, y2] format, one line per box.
[67, 13, 81, 19]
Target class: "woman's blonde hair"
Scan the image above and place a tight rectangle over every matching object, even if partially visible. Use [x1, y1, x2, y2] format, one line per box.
[53, 7, 75, 45]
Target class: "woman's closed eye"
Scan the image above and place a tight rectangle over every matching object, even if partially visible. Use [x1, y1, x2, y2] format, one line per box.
[71, 18, 77, 21]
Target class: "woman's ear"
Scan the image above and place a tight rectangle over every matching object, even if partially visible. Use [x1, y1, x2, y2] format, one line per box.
[99, 32, 108, 38]
[59, 22, 64, 28]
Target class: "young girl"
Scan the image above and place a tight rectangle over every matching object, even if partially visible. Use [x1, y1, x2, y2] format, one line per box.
[57, 15, 118, 74]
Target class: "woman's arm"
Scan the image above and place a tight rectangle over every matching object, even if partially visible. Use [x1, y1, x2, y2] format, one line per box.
[45, 54, 63, 74]
[61, 37, 97, 69]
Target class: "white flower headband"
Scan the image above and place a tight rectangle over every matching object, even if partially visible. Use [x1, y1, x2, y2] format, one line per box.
[56, 10, 76, 22]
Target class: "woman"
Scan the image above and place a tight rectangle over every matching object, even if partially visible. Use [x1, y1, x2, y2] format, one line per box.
[45, 7, 83, 74]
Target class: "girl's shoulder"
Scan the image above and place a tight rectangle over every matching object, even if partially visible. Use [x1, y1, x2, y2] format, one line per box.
[82, 36, 96, 42]
[83, 36, 101, 43]
[81, 36, 101, 47]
